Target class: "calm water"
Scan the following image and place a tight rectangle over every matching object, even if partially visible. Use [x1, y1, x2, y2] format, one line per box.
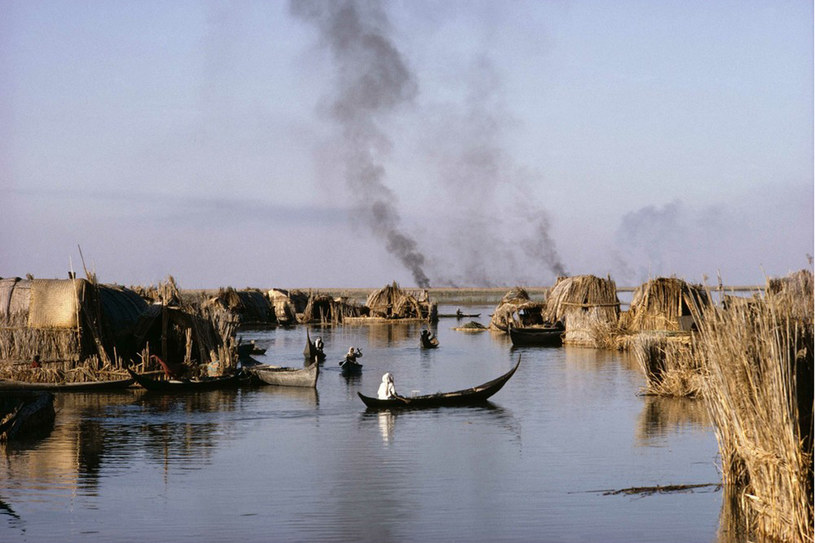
[1, 305, 732, 543]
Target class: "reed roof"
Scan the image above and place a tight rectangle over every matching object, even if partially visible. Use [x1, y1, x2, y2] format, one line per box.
[623, 277, 708, 332]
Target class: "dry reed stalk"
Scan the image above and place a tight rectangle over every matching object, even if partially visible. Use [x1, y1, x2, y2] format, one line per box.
[691, 272, 813, 542]
[632, 334, 701, 397]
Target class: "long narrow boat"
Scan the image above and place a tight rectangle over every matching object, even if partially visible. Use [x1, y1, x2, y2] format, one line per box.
[127, 369, 242, 392]
[357, 356, 521, 409]
[0, 377, 135, 392]
[303, 330, 327, 363]
[250, 362, 319, 388]
[508, 325, 564, 347]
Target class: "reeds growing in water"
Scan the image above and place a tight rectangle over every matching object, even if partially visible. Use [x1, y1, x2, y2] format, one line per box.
[691, 271, 813, 542]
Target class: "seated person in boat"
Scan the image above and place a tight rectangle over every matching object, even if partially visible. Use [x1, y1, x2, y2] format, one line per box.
[378, 372, 397, 399]
[315, 337, 325, 354]
[341, 346, 362, 366]
[420, 329, 436, 343]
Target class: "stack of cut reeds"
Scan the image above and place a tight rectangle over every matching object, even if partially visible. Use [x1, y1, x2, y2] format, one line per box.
[691, 270, 813, 542]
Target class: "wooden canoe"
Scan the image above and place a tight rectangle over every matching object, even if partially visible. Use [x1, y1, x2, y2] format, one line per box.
[339, 360, 362, 375]
[0, 377, 135, 391]
[127, 369, 242, 392]
[250, 362, 319, 388]
[508, 325, 564, 347]
[358, 356, 521, 409]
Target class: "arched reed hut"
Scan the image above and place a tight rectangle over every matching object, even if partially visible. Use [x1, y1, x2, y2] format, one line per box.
[543, 275, 620, 346]
[204, 287, 275, 328]
[0, 277, 148, 376]
[489, 287, 547, 331]
[364, 282, 437, 321]
[268, 289, 309, 325]
[300, 293, 367, 324]
[622, 277, 709, 333]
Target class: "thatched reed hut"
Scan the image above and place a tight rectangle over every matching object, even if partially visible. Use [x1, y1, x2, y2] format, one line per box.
[621, 277, 709, 333]
[300, 293, 367, 324]
[489, 287, 547, 331]
[543, 275, 620, 346]
[204, 287, 275, 327]
[268, 289, 309, 325]
[0, 277, 148, 378]
[363, 282, 437, 322]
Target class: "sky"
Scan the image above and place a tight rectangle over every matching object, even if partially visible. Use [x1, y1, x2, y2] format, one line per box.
[1, 0, 812, 289]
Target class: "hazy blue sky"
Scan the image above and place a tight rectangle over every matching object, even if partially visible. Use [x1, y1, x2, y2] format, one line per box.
[2, 0, 812, 289]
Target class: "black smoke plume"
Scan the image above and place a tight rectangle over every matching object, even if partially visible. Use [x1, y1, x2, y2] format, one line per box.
[290, 0, 430, 287]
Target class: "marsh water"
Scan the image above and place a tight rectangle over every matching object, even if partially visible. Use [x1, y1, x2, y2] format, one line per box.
[1, 305, 733, 543]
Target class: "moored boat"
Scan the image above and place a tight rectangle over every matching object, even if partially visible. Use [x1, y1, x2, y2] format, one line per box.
[508, 324, 564, 347]
[250, 362, 319, 388]
[0, 376, 135, 391]
[358, 356, 521, 409]
[127, 369, 242, 392]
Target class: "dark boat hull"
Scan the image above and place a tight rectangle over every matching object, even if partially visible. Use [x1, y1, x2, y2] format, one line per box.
[420, 336, 439, 349]
[0, 377, 135, 391]
[128, 369, 241, 392]
[509, 326, 564, 347]
[340, 361, 362, 375]
[358, 356, 521, 409]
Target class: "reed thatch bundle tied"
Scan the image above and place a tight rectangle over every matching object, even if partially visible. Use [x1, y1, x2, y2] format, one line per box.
[365, 281, 435, 321]
[622, 277, 708, 333]
[691, 270, 813, 542]
[543, 275, 621, 346]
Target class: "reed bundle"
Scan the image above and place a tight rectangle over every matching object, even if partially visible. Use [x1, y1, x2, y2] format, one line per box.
[691, 271, 813, 542]
[632, 334, 701, 397]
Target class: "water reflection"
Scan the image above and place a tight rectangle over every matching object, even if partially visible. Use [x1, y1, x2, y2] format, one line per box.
[364, 403, 522, 447]
[636, 395, 711, 445]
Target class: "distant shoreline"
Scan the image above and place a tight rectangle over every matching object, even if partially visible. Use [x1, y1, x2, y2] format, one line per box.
[184, 285, 764, 305]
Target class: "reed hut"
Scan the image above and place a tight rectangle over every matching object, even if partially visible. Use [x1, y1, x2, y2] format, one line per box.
[543, 275, 620, 346]
[299, 293, 367, 324]
[268, 289, 309, 325]
[364, 282, 437, 321]
[204, 287, 275, 327]
[0, 277, 148, 380]
[622, 277, 709, 333]
[489, 287, 547, 331]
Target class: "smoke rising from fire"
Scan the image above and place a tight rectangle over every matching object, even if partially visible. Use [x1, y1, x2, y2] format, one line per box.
[290, 0, 430, 288]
